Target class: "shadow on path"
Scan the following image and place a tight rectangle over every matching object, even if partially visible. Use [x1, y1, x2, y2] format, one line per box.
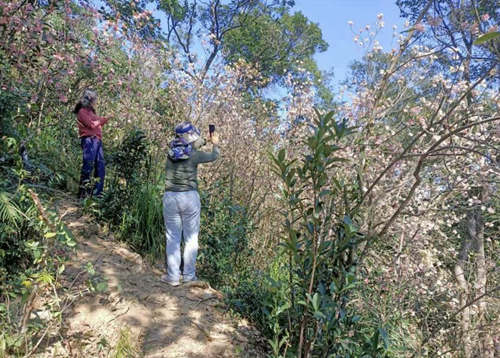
[40, 198, 265, 358]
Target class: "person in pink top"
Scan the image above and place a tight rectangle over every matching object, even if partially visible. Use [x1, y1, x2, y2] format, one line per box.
[73, 90, 109, 198]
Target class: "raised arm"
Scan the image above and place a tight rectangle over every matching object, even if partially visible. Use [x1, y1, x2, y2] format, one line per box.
[194, 133, 221, 163]
[77, 109, 108, 129]
[195, 145, 220, 163]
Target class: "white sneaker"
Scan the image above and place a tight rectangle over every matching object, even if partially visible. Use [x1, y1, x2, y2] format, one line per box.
[183, 276, 199, 283]
[160, 274, 180, 287]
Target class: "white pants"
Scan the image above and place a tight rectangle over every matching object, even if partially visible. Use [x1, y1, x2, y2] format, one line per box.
[162, 190, 201, 283]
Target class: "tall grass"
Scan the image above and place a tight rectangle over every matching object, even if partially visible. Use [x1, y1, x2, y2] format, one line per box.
[120, 179, 165, 261]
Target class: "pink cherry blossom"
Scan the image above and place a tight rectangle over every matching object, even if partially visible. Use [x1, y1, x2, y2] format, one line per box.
[414, 23, 425, 32]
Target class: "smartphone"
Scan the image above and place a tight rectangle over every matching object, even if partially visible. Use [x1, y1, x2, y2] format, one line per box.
[209, 124, 215, 136]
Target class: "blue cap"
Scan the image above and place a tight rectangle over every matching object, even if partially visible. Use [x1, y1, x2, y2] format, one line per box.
[174, 122, 200, 143]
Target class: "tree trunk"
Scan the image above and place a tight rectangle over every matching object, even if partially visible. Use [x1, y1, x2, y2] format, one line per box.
[474, 188, 494, 358]
[454, 225, 472, 358]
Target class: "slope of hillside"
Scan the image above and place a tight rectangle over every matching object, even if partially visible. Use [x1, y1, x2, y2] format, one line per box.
[33, 198, 265, 357]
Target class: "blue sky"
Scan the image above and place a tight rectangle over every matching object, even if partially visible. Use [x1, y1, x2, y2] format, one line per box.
[147, 0, 405, 85]
[293, 0, 404, 82]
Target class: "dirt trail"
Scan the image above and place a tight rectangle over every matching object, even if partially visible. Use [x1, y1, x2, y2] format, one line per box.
[39, 198, 264, 357]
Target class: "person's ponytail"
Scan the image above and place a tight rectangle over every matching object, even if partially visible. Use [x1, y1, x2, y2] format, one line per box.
[73, 101, 83, 114]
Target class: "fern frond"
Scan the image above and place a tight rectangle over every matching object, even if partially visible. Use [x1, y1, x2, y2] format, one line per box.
[0, 191, 23, 226]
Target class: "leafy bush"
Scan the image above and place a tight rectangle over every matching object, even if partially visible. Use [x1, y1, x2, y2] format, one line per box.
[198, 186, 254, 286]
[194, 110, 392, 357]
[110, 129, 148, 187]
[89, 129, 166, 259]
[264, 109, 390, 357]
[0, 151, 76, 356]
[92, 129, 149, 225]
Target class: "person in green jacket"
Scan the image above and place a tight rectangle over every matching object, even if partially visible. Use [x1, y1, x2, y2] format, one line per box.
[162, 122, 220, 286]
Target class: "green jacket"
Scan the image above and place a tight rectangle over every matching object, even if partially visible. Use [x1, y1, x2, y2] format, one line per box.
[165, 146, 220, 192]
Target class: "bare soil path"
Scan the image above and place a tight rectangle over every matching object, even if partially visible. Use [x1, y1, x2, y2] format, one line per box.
[36, 198, 264, 358]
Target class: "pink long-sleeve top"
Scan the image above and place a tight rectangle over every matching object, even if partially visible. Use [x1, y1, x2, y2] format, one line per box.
[76, 107, 109, 140]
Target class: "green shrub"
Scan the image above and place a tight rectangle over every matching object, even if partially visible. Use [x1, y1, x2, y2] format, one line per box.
[265, 109, 391, 357]
[90, 129, 166, 259]
[198, 186, 254, 286]
[120, 180, 165, 259]
[0, 176, 75, 356]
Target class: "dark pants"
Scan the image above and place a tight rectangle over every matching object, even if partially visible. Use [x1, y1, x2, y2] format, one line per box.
[79, 136, 105, 198]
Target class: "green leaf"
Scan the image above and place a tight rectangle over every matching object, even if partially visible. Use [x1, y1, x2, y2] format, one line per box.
[313, 311, 326, 320]
[62, 226, 76, 242]
[473, 32, 500, 45]
[66, 239, 77, 248]
[44, 232, 57, 238]
[96, 281, 108, 293]
[285, 168, 296, 186]
[276, 302, 291, 315]
[329, 280, 338, 294]
[0, 191, 22, 226]
[268, 338, 278, 352]
[278, 148, 286, 162]
[279, 335, 288, 350]
[312, 292, 319, 310]
[86, 262, 96, 276]
[37, 271, 54, 284]
[371, 327, 380, 350]
[58, 264, 65, 274]
[313, 107, 322, 123]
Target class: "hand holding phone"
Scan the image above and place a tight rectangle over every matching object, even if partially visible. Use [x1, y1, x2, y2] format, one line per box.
[208, 124, 219, 144]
